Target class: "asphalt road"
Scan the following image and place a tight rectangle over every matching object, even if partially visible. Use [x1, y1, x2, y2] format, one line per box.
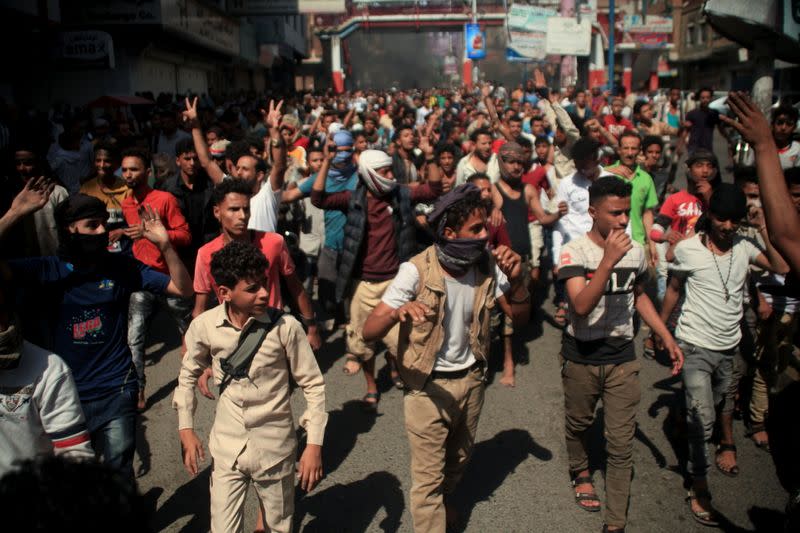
[135, 294, 787, 533]
[135, 132, 778, 532]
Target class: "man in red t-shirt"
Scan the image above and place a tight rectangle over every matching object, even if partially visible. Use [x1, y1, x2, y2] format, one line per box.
[602, 97, 635, 140]
[120, 148, 192, 409]
[192, 179, 322, 412]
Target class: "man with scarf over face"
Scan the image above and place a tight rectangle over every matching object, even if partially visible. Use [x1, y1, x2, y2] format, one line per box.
[311, 148, 442, 409]
[362, 184, 522, 533]
[0, 185, 193, 482]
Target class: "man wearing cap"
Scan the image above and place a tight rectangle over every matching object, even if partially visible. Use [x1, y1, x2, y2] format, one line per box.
[660, 184, 788, 526]
[0, 185, 193, 481]
[362, 184, 522, 532]
[311, 148, 442, 409]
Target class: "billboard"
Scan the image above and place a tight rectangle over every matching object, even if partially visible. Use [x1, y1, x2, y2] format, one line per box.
[465, 23, 486, 59]
[545, 17, 591, 56]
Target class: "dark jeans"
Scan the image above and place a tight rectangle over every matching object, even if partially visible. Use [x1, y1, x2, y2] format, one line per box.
[82, 386, 138, 483]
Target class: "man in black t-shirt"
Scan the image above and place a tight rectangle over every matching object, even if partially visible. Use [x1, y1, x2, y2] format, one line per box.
[683, 88, 729, 153]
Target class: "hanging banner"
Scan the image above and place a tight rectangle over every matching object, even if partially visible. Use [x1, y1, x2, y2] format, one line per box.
[545, 17, 591, 56]
[506, 5, 556, 61]
[465, 23, 486, 59]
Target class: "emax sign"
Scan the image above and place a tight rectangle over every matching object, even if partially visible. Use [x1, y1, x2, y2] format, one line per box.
[54, 31, 115, 69]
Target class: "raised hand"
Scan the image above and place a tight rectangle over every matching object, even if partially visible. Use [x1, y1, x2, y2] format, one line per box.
[262, 99, 285, 130]
[602, 229, 633, 267]
[720, 91, 773, 149]
[140, 204, 169, 250]
[533, 68, 547, 89]
[10, 176, 54, 217]
[183, 96, 198, 123]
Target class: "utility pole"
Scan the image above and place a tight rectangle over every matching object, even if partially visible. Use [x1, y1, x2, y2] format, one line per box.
[472, 0, 479, 85]
[608, 0, 615, 93]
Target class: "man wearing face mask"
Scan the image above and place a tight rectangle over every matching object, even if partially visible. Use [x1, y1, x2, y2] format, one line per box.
[311, 148, 442, 409]
[361, 184, 522, 532]
[0, 186, 193, 482]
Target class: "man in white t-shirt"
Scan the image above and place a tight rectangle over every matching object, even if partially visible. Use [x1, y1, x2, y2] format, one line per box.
[741, 106, 800, 169]
[362, 184, 521, 533]
[557, 176, 682, 533]
[661, 184, 788, 527]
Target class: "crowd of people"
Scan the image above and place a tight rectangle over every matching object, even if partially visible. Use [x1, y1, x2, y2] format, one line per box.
[0, 71, 799, 533]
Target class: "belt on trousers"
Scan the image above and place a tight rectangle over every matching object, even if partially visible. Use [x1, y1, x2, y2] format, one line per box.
[430, 360, 483, 380]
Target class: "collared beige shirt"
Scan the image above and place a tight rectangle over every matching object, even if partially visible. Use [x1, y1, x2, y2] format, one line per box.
[173, 304, 327, 470]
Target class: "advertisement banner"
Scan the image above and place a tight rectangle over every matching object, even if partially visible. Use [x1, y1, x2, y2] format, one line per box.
[545, 17, 591, 56]
[507, 30, 546, 60]
[623, 15, 673, 34]
[465, 23, 486, 60]
[507, 4, 557, 32]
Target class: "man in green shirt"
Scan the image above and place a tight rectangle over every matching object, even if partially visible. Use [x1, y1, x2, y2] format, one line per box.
[605, 130, 659, 267]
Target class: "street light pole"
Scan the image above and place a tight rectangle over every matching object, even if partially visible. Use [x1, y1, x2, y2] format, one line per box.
[608, 0, 615, 93]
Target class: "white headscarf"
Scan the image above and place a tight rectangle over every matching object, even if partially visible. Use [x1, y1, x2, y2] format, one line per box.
[357, 150, 396, 196]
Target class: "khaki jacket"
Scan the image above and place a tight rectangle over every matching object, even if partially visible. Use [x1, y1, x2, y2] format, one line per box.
[396, 247, 497, 391]
[173, 304, 327, 471]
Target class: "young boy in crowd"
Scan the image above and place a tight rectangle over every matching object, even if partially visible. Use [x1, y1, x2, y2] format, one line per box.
[558, 176, 683, 533]
[362, 183, 522, 533]
[174, 241, 327, 533]
[661, 184, 787, 527]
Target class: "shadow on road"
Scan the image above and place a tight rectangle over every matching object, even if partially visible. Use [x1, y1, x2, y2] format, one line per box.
[322, 400, 379, 476]
[136, 414, 152, 478]
[295, 470, 405, 532]
[450, 429, 552, 531]
[151, 466, 211, 532]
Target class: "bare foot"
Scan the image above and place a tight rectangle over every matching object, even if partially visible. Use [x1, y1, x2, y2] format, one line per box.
[751, 430, 769, 449]
[715, 447, 738, 475]
[500, 370, 516, 388]
[342, 355, 361, 376]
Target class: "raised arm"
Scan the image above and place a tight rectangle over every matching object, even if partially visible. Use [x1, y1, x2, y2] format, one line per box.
[140, 205, 193, 298]
[263, 100, 287, 192]
[721, 91, 800, 273]
[0, 177, 54, 240]
[183, 97, 225, 185]
[525, 183, 566, 226]
[482, 84, 514, 141]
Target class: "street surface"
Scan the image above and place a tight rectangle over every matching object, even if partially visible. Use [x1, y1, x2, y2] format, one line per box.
[134, 134, 778, 532]
[136, 299, 786, 533]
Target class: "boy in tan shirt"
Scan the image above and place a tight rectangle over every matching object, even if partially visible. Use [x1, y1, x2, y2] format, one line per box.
[173, 241, 327, 533]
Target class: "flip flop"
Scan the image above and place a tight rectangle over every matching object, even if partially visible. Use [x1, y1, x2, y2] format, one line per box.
[715, 443, 739, 477]
[571, 475, 601, 513]
[362, 392, 380, 412]
[686, 489, 720, 527]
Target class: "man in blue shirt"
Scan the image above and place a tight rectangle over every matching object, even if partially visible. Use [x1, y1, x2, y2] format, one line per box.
[0, 182, 193, 481]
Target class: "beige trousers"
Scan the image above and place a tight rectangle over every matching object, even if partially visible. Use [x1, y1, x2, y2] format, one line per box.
[404, 367, 485, 533]
[346, 279, 400, 360]
[209, 444, 295, 533]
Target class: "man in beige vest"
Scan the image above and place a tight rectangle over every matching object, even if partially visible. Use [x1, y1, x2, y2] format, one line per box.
[363, 184, 522, 532]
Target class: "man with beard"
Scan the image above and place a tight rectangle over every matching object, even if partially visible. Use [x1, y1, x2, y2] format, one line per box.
[660, 184, 787, 526]
[0, 187, 192, 482]
[362, 184, 522, 533]
[491, 142, 568, 386]
[311, 149, 442, 409]
[683, 87, 730, 154]
[456, 127, 499, 184]
[120, 148, 192, 410]
[604, 131, 658, 268]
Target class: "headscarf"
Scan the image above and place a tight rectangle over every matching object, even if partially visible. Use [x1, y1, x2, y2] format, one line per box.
[498, 141, 526, 184]
[328, 130, 356, 185]
[427, 184, 488, 276]
[357, 149, 396, 196]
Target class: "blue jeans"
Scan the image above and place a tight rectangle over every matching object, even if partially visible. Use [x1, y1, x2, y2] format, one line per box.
[679, 339, 734, 478]
[82, 386, 137, 482]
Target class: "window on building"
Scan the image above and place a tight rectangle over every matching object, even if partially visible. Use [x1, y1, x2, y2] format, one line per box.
[686, 23, 695, 46]
[697, 22, 706, 45]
